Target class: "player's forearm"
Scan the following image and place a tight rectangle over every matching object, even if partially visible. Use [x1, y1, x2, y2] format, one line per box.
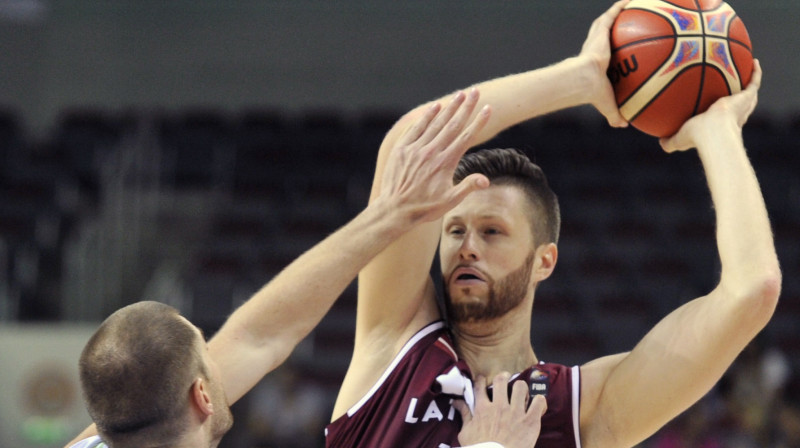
[241, 198, 410, 344]
[391, 56, 596, 150]
[696, 119, 781, 312]
[462, 56, 597, 143]
[209, 198, 413, 402]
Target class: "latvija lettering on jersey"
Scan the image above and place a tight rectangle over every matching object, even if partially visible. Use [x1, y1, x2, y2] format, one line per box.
[404, 397, 457, 423]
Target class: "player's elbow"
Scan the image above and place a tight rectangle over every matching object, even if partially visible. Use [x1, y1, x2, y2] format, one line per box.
[754, 270, 782, 317]
[391, 107, 430, 137]
[732, 269, 782, 332]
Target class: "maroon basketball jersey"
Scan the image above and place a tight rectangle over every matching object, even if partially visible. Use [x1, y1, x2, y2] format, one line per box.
[325, 321, 582, 448]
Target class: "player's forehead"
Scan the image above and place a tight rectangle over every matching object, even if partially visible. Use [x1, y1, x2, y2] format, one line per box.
[444, 184, 531, 223]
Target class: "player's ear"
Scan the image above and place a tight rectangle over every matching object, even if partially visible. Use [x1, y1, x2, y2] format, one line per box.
[191, 378, 214, 416]
[534, 242, 558, 282]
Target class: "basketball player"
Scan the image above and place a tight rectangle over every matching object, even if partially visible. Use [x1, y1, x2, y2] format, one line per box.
[65, 92, 545, 448]
[327, 1, 780, 447]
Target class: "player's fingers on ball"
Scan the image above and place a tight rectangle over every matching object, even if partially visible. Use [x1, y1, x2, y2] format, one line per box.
[612, 0, 631, 7]
[743, 65, 761, 104]
[749, 59, 762, 90]
[659, 135, 687, 153]
[419, 91, 467, 145]
[597, 100, 627, 128]
[607, 110, 628, 128]
[603, 0, 630, 24]
[658, 136, 675, 153]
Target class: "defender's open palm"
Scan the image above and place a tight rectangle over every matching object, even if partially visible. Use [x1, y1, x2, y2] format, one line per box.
[456, 373, 548, 448]
[377, 89, 491, 225]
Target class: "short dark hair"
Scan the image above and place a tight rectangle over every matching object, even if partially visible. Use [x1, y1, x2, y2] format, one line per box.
[453, 148, 560, 245]
[79, 301, 207, 444]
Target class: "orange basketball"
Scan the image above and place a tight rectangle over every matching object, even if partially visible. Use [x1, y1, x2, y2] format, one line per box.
[608, 0, 753, 137]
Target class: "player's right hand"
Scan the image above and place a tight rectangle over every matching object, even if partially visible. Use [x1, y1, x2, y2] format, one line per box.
[579, 0, 630, 128]
[660, 59, 762, 153]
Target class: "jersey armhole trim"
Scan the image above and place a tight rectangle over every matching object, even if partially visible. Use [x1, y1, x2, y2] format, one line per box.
[346, 321, 446, 417]
[572, 365, 582, 448]
[68, 436, 106, 448]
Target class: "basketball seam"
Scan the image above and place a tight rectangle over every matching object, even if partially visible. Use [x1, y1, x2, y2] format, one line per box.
[727, 15, 752, 52]
[704, 64, 734, 96]
[727, 38, 751, 52]
[615, 41, 676, 106]
[625, 6, 678, 37]
[658, 0, 700, 11]
[611, 35, 676, 53]
[726, 12, 751, 89]
[613, 33, 729, 49]
[728, 41, 751, 90]
[691, 0, 707, 117]
[625, 64, 697, 125]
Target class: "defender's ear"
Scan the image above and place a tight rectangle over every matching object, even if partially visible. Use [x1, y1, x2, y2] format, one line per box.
[190, 378, 214, 416]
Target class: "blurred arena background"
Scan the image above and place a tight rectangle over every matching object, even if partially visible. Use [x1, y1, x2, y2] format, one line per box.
[0, 1, 798, 447]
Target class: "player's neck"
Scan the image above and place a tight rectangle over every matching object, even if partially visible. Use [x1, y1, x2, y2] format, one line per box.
[172, 422, 219, 448]
[452, 309, 537, 379]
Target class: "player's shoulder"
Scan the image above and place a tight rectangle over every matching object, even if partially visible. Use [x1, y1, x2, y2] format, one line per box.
[394, 320, 458, 366]
[526, 360, 576, 380]
[576, 353, 630, 430]
[533, 360, 573, 371]
[519, 361, 578, 396]
[579, 352, 628, 387]
[68, 435, 107, 448]
[429, 324, 458, 359]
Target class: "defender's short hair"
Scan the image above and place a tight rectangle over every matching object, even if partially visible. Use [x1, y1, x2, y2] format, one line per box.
[79, 301, 206, 443]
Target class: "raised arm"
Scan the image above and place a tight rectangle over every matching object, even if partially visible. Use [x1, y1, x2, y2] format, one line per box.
[580, 61, 781, 448]
[380, 0, 630, 154]
[347, 1, 631, 401]
[209, 95, 492, 406]
[66, 98, 493, 448]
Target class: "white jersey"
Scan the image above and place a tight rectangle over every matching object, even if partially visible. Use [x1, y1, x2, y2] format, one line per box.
[69, 436, 106, 448]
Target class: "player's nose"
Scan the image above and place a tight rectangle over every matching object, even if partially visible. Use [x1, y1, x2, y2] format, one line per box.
[457, 231, 480, 261]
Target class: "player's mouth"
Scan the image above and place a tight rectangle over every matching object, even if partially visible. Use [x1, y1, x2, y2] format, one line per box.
[450, 266, 488, 286]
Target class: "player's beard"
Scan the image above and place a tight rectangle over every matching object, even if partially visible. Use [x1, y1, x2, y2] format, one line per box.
[444, 251, 535, 324]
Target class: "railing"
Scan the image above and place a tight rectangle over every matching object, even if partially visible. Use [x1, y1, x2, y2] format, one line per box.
[61, 114, 163, 321]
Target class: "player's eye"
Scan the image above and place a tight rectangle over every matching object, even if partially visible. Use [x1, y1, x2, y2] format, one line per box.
[449, 227, 465, 236]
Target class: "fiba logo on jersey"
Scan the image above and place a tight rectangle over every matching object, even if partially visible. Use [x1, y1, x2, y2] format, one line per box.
[529, 369, 550, 397]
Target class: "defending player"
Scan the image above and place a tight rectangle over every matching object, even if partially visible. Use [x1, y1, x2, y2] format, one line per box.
[66, 91, 545, 448]
[327, 1, 780, 446]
